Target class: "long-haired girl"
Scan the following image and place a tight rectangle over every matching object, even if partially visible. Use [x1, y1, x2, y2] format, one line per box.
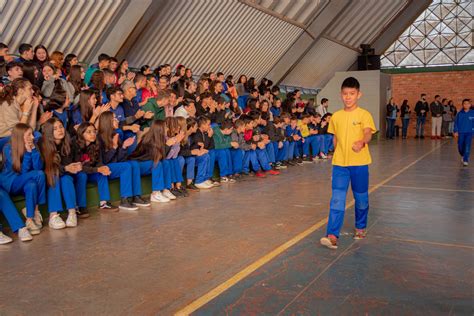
[1, 123, 46, 235]
[97, 111, 150, 208]
[39, 117, 88, 228]
[163, 117, 186, 199]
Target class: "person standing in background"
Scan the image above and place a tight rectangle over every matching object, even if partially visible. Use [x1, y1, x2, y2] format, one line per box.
[448, 100, 457, 137]
[316, 98, 329, 117]
[400, 99, 411, 139]
[385, 98, 398, 139]
[415, 94, 429, 139]
[441, 98, 452, 138]
[430, 95, 443, 140]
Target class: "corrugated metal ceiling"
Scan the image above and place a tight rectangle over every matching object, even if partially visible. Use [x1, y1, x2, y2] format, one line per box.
[125, 0, 303, 80]
[0, 0, 129, 60]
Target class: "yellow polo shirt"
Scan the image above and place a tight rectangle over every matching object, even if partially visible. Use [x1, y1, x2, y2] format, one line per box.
[297, 120, 310, 137]
[328, 107, 376, 167]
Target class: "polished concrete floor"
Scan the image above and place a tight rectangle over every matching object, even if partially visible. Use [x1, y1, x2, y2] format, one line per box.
[0, 139, 472, 315]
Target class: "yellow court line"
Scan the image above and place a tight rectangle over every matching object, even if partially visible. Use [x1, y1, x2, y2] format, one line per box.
[372, 235, 474, 250]
[381, 185, 474, 193]
[174, 142, 447, 316]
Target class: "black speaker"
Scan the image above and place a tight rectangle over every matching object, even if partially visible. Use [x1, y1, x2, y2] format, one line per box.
[357, 55, 381, 70]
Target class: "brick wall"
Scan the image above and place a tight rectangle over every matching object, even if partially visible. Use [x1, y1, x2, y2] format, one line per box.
[389, 70, 474, 137]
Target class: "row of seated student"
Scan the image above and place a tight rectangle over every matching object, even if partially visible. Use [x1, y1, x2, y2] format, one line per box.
[0, 43, 333, 245]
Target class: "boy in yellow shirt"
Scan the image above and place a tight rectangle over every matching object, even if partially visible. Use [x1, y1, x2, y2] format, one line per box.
[320, 77, 376, 250]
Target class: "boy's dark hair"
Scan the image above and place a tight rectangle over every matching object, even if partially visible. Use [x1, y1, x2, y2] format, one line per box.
[141, 65, 150, 73]
[290, 115, 298, 121]
[273, 117, 283, 124]
[6, 61, 22, 72]
[103, 69, 115, 77]
[260, 88, 270, 95]
[341, 77, 360, 90]
[98, 53, 111, 62]
[271, 86, 280, 94]
[156, 90, 170, 102]
[234, 119, 245, 129]
[146, 74, 155, 81]
[134, 73, 146, 83]
[0, 43, 8, 50]
[183, 99, 195, 107]
[18, 43, 32, 55]
[313, 113, 322, 118]
[200, 92, 212, 100]
[249, 88, 258, 95]
[216, 96, 226, 105]
[198, 116, 210, 127]
[421, 93, 426, 98]
[216, 72, 224, 77]
[110, 57, 118, 63]
[301, 114, 311, 120]
[280, 112, 290, 119]
[435, 95, 440, 99]
[221, 120, 233, 130]
[462, 98, 470, 104]
[186, 117, 197, 129]
[249, 111, 261, 121]
[321, 98, 328, 104]
[106, 86, 122, 100]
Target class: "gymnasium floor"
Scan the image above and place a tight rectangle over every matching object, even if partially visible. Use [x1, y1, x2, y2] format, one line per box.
[0, 139, 472, 315]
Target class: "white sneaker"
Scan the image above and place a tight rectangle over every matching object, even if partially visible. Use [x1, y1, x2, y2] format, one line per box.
[66, 212, 77, 228]
[463, 161, 469, 166]
[18, 227, 33, 242]
[220, 177, 230, 183]
[195, 181, 213, 189]
[0, 232, 13, 244]
[21, 208, 43, 229]
[211, 181, 221, 187]
[320, 153, 328, 159]
[26, 220, 41, 235]
[49, 214, 66, 230]
[150, 191, 170, 203]
[162, 190, 177, 200]
[204, 180, 213, 185]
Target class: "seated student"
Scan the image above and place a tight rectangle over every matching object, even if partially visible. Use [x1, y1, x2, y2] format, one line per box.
[174, 99, 196, 119]
[214, 96, 232, 125]
[75, 122, 135, 211]
[84, 53, 110, 86]
[39, 117, 88, 229]
[71, 89, 110, 128]
[244, 98, 260, 114]
[264, 116, 288, 169]
[103, 69, 117, 90]
[130, 120, 170, 203]
[184, 80, 197, 102]
[190, 116, 220, 189]
[142, 89, 168, 127]
[257, 113, 277, 169]
[195, 92, 216, 118]
[177, 117, 202, 191]
[0, 185, 33, 243]
[308, 113, 327, 160]
[298, 114, 319, 163]
[163, 117, 187, 199]
[286, 115, 304, 165]
[320, 113, 334, 156]
[212, 120, 237, 183]
[97, 111, 150, 208]
[41, 63, 75, 102]
[43, 79, 72, 130]
[260, 100, 273, 122]
[230, 98, 243, 120]
[270, 97, 282, 118]
[132, 73, 148, 107]
[89, 70, 108, 104]
[1, 123, 45, 235]
[230, 119, 248, 177]
[242, 116, 279, 177]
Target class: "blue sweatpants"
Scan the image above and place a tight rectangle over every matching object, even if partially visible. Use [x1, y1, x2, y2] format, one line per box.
[256, 148, 272, 171]
[303, 136, 321, 157]
[138, 160, 165, 191]
[265, 143, 276, 164]
[88, 162, 133, 201]
[206, 149, 217, 179]
[0, 189, 25, 232]
[215, 149, 232, 176]
[178, 156, 196, 181]
[327, 165, 369, 238]
[243, 150, 261, 173]
[273, 141, 289, 162]
[230, 149, 244, 173]
[324, 134, 334, 153]
[48, 173, 87, 212]
[195, 154, 210, 184]
[10, 170, 46, 218]
[163, 158, 184, 188]
[458, 132, 472, 162]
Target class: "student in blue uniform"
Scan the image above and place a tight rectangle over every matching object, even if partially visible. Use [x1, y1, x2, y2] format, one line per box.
[1, 123, 46, 235]
[39, 117, 88, 229]
[454, 99, 473, 167]
[0, 183, 33, 244]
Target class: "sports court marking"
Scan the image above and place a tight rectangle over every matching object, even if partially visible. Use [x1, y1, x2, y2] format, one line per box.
[372, 235, 474, 250]
[381, 184, 474, 193]
[174, 142, 447, 315]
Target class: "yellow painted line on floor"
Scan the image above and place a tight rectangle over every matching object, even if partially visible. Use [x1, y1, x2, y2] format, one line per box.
[174, 142, 447, 316]
[373, 235, 474, 250]
[381, 185, 474, 193]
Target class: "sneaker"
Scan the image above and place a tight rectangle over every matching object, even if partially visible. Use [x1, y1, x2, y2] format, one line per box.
[463, 161, 469, 167]
[302, 157, 313, 163]
[21, 208, 43, 228]
[221, 176, 236, 183]
[420, 136, 425, 139]
[353, 228, 367, 240]
[267, 169, 280, 175]
[66, 211, 77, 228]
[195, 181, 213, 189]
[186, 183, 200, 191]
[18, 227, 32, 242]
[287, 160, 297, 166]
[162, 190, 177, 200]
[255, 171, 266, 178]
[320, 235, 338, 249]
[296, 159, 304, 166]
[150, 191, 170, 203]
[275, 162, 287, 169]
[119, 198, 139, 211]
[211, 181, 221, 187]
[320, 153, 328, 160]
[26, 220, 41, 235]
[99, 201, 119, 212]
[0, 232, 13, 245]
[170, 188, 184, 197]
[133, 196, 151, 207]
[76, 207, 90, 219]
[178, 188, 190, 197]
[49, 214, 66, 230]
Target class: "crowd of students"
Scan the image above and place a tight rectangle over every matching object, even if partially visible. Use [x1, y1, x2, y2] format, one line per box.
[0, 43, 335, 245]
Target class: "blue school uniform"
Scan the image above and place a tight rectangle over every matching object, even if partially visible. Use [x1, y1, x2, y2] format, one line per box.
[454, 109, 474, 163]
[285, 125, 303, 159]
[1, 144, 46, 218]
[0, 182, 25, 233]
